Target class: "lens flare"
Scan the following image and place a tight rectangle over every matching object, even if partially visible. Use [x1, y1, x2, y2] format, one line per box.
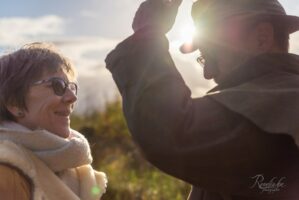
[91, 186, 101, 196]
[180, 23, 196, 44]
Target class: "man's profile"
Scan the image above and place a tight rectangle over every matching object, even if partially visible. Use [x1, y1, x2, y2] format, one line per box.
[106, 0, 299, 199]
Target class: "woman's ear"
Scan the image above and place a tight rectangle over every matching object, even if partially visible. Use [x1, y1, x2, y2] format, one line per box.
[6, 105, 25, 118]
[254, 22, 275, 53]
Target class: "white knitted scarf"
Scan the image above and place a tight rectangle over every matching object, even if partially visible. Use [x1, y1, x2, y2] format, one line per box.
[0, 121, 92, 172]
[0, 121, 107, 200]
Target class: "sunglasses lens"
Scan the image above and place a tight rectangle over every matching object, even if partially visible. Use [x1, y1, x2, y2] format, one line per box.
[52, 78, 66, 96]
[68, 83, 77, 95]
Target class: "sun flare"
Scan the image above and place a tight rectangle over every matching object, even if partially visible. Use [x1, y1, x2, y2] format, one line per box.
[179, 23, 197, 44]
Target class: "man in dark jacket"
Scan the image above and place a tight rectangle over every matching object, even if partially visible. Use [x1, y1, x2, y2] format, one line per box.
[106, 0, 299, 199]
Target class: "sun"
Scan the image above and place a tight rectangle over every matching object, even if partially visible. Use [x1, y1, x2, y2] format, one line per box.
[179, 23, 197, 44]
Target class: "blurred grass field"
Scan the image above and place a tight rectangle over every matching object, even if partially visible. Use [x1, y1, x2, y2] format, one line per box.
[71, 100, 190, 200]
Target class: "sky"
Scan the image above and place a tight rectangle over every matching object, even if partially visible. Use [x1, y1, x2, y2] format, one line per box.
[0, 0, 299, 114]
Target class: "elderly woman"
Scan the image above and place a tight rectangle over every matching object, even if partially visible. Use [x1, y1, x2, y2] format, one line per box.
[0, 43, 107, 200]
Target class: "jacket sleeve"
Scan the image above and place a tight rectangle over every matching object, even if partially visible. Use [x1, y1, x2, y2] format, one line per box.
[105, 31, 299, 194]
[0, 164, 32, 200]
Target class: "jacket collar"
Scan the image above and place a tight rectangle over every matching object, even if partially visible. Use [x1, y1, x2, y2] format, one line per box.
[208, 53, 299, 93]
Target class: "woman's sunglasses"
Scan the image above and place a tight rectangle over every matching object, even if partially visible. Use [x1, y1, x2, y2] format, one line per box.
[32, 77, 78, 96]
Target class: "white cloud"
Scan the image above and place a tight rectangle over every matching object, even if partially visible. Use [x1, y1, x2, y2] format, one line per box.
[290, 32, 299, 54]
[55, 36, 119, 71]
[0, 15, 64, 47]
[79, 10, 99, 19]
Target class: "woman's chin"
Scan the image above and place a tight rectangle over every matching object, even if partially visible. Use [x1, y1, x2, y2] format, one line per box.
[49, 127, 71, 138]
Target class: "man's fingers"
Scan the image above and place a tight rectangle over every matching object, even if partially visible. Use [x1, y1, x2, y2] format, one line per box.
[132, 1, 149, 32]
[162, 0, 183, 7]
[132, 0, 182, 33]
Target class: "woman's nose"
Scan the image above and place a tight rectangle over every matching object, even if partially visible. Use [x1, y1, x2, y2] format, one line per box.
[62, 87, 78, 104]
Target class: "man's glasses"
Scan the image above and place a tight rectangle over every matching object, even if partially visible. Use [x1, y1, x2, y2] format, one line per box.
[197, 55, 205, 67]
[32, 77, 78, 96]
[196, 46, 218, 67]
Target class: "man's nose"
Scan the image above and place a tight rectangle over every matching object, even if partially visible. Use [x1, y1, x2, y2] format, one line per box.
[203, 60, 218, 80]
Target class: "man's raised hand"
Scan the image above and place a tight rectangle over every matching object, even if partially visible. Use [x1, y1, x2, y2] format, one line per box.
[132, 0, 183, 34]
